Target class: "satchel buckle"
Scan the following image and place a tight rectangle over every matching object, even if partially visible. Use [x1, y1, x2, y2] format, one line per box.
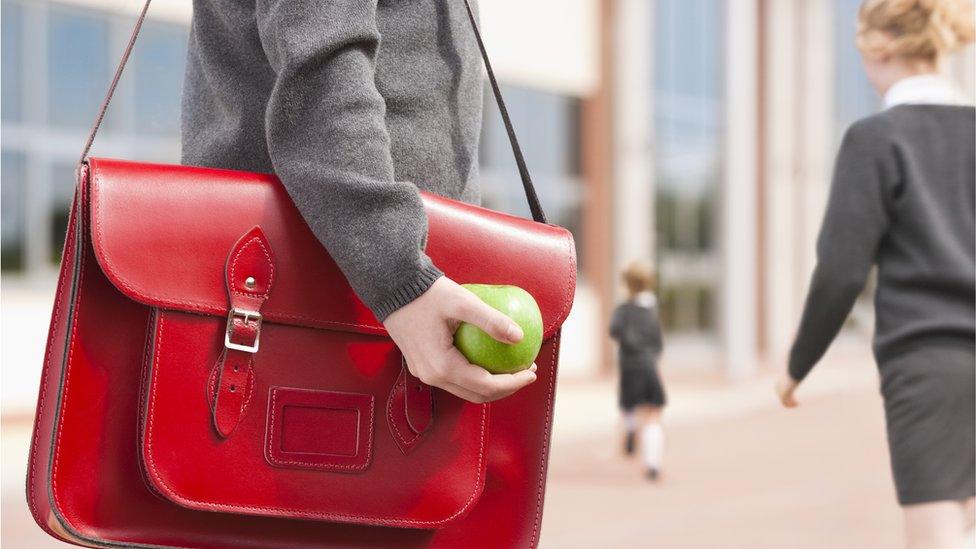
[225, 308, 262, 353]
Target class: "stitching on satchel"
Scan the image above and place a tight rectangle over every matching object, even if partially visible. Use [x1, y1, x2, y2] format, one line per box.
[387, 376, 423, 449]
[229, 235, 273, 298]
[27, 207, 75, 526]
[89, 178, 383, 332]
[50, 221, 88, 524]
[542, 232, 576, 337]
[529, 333, 560, 548]
[266, 388, 374, 471]
[205, 356, 253, 411]
[136, 310, 167, 501]
[210, 353, 256, 430]
[144, 315, 488, 527]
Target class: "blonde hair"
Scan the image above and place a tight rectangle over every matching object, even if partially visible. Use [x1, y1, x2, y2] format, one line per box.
[622, 261, 655, 297]
[857, 0, 975, 62]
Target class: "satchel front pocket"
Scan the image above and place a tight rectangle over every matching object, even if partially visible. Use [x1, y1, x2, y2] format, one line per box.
[138, 309, 489, 529]
[266, 387, 374, 473]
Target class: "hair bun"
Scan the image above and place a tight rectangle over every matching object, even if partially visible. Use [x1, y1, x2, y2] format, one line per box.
[857, 0, 975, 60]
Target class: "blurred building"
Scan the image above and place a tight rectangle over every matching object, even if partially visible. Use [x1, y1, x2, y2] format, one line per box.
[2, 0, 974, 412]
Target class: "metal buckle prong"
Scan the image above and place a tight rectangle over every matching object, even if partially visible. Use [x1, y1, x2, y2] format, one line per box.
[224, 307, 262, 353]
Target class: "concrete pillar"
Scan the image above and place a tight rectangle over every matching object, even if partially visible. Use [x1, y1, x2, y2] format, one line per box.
[720, 0, 760, 379]
[611, 0, 654, 293]
[760, 0, 836, 365]
[762, 0, 802, 363]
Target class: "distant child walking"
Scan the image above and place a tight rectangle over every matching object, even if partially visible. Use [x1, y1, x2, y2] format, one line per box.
[610, 262, 667, 480]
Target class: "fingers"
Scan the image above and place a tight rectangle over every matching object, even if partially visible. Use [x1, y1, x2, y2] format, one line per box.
[775, 375, 800, 408]
[444, 352, 537, 402]
[405, 348, 537, 403]
[437, 380, 488, 403]
[454, 292, 523, 344]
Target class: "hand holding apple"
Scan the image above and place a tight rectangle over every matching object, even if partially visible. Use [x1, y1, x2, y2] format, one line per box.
[383, 277, 537, 404]
[454, 284, 544, 374]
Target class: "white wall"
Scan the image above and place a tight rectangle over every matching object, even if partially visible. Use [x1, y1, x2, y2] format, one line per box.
[480, 0, 599, 96]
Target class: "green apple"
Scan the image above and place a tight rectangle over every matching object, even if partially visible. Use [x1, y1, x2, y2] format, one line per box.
[454, 284, 543, 374]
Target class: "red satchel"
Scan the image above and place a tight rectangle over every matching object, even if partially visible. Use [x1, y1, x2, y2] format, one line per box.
[26, 1, 576, 548]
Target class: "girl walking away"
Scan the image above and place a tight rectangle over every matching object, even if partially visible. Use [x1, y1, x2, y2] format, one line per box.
[610, 262, 666, 480]
[776, 1, 976, 547]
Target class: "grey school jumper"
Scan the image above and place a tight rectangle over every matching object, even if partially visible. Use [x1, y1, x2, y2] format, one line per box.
[788, 104, 975, 505]
[181, 0, 483, 320]
[789, 105, 975, 378]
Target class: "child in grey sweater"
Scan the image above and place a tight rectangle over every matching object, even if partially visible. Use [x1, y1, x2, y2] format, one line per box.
[610, 262, 667, 480]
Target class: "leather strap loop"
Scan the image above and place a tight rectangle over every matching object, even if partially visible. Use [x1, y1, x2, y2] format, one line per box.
[79, 0, 547, 223]
[387, 362, 436, 455]
[212, 226, 276, 437]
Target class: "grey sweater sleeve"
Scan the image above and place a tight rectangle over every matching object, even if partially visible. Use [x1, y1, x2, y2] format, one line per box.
[609, 305, 625, 341]
[255, 0, 442, 320]
[788, 119, 894, 381]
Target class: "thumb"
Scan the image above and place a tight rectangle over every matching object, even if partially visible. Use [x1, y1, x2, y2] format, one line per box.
[456, 294, 523, 344]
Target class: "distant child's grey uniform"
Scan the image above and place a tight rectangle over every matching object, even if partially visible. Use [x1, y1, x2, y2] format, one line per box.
[610, 293, 666, 410]
[788, 76, 975, 505]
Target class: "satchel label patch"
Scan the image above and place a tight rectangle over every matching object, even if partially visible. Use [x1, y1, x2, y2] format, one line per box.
[266, 387, 373, 473]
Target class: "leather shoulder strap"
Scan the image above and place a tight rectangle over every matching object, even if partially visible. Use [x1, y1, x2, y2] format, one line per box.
[80, 0, 548, 224]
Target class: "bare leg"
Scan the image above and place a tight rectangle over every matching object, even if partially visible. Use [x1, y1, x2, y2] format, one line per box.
[622, 409, 638, 455]
[903, 500, 968, 549]
[964, 498, 975, 531]
[964, 498, 975, 549]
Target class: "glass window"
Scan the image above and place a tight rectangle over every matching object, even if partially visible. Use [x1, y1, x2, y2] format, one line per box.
[47, 6, 110, 128]
[2, 2, 23, 123]
[833, 0, 879, 143]
[480, 85, 584, 265]
[652, 0, 724, 333]
[133, 20, 189, 136]
[2, 151, 27, 271]
[49, 162, 77, 264]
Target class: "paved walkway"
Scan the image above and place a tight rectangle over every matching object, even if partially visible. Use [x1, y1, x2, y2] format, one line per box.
[542, 373, 902, 548]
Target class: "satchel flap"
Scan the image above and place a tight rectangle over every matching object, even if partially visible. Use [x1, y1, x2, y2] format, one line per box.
[87, 158, 576, 339]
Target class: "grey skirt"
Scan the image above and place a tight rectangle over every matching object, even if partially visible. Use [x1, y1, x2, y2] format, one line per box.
[880, 344, 975, 505]
[618, 364, 666, 411]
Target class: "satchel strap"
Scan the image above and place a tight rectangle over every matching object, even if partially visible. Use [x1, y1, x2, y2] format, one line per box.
[80, 0, 548, 224]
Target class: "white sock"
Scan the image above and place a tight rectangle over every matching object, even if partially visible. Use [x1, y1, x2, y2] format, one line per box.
[641, 423, 664, 470]
[623, 412, 637, 433]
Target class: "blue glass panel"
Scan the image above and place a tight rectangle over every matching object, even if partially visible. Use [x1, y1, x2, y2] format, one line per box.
[1, 151, 26, 270]
[834, 0, 879, 144]
[47, 6, 110, 128]
[652, 0, 724, 332]
[49, 162, 76, 264]
[133, 20, 188, 136]
[2, 2, 23, 123]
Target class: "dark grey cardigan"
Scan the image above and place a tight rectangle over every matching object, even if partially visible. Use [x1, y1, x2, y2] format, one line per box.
[789, 105, 976, 380]
[181, 0, 483, 320]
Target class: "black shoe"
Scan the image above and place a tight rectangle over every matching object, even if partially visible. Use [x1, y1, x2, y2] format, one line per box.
[646, 468, 659, 481]
[624, 432, 636, 456]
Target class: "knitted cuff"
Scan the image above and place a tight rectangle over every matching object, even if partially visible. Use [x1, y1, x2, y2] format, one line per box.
[370, 258, 444, 322]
